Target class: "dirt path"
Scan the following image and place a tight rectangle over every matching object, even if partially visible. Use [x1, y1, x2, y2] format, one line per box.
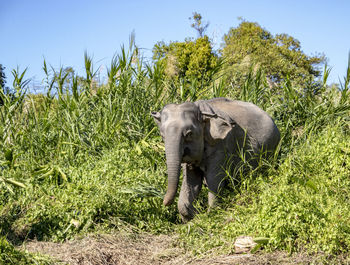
[24, 233, 186, 265]
[22, 233, 343, 264]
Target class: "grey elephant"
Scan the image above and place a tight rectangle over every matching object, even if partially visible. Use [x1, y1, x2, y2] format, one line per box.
[152, 97, 280, 221]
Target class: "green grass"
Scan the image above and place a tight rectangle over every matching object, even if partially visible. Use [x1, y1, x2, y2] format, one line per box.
[0, 235, 53, 264]
[0, 39, 350, 263]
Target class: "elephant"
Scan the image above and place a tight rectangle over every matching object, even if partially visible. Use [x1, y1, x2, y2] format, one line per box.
[151, 97, 280, 221]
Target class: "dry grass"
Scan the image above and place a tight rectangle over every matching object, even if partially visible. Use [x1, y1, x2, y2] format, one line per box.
[21, 233, 349, 265]
[22, 233, 184, 265]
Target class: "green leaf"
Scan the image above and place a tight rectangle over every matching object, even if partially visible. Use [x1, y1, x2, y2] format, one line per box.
[4, 149, 13, 163]
[306, 180, 317, 192]
[3, 178, 26, 189]
[253, 237, 270, 244]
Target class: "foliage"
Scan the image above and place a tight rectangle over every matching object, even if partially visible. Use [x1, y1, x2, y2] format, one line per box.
[189, 12, 209, 37]
[0, 38, 179, 245]
[0, 235, 53, 264]
[150, 11, 219, 92]
[221, 20, 325, 89]
[152, 35, 220, 89]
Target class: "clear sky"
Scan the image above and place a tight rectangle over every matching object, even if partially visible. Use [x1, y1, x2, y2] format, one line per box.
[1, 0, 349, 89]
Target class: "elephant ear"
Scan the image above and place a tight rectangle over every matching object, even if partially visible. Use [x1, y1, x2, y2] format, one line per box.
[195, 100, 235, 145]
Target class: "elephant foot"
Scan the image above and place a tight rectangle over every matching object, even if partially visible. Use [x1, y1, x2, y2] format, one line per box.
[208, 192, 218, 210]
[178, 202, 196, 222]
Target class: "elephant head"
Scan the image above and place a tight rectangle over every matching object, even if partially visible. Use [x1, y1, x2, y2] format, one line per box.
[151, 99, 235, 206]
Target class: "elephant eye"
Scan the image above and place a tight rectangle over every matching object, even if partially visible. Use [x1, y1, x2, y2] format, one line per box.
[184, 130, 193, 140]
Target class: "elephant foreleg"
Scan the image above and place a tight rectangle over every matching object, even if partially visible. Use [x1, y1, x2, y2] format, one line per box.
[178, 164, 203, 222]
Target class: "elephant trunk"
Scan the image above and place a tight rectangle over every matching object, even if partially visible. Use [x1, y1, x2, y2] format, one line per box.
[163, 134, 183, 206]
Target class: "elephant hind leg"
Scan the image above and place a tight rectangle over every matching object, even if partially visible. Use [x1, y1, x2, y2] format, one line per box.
[204, 152, 228, 209]
[206, 172, 226, 209]
[178, 164, 203, 222]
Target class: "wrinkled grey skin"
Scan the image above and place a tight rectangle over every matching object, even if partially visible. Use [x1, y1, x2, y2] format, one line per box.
[152, 98, 280, 221]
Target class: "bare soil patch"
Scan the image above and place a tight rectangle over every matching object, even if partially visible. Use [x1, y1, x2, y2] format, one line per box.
[23, 233, 185, 265]
[22, 233, 347, 265]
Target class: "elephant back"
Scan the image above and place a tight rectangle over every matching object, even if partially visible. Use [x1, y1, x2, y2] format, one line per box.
[206, 99, 280, 153]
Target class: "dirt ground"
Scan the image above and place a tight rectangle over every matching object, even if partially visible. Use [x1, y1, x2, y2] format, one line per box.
[22, 233, 347, 265]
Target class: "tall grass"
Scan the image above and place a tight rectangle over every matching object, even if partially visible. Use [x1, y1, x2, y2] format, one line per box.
[0, 37, 350, 263]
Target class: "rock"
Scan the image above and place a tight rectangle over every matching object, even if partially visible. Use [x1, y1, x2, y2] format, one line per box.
[234, 236, 257, 254]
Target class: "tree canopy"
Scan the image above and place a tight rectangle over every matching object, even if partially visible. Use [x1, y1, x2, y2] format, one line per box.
[152, 35, 218, 84]
[152, 16, 325, 93]
[151, 12, 218, 88]
[221, 20, 325, 88]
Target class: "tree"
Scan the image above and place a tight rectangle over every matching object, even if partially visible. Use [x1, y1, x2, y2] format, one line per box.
[189, 12, 209, 38]
[152, 12, 219, 89]
[152, 36, 218, 85]
[221, 20, 325, 88]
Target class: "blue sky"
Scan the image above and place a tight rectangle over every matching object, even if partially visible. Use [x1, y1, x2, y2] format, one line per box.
[1, 0, 349, 89]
